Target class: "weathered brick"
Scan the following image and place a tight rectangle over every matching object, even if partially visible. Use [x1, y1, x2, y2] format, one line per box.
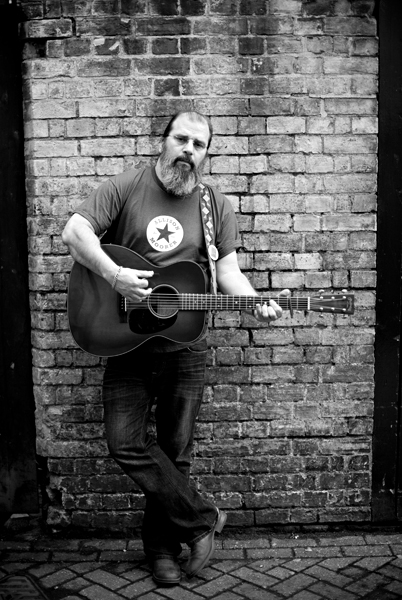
[21, 19, 73, 39]
[75, 17, 131, 36]
[137, 17, 191, 36]
[64, 38, 91, 56]
[77, 58, 131, 77]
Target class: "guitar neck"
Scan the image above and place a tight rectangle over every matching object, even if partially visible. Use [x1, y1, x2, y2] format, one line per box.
[177, 295, 309, 312]
[124, 292, 354, 315]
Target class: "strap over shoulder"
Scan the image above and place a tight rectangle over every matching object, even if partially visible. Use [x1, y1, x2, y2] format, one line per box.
[198, 183, 218, 295]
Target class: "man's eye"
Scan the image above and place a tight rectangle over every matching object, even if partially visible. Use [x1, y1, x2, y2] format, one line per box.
[195, 142, 206, 149]
[175, 136, 187, 143]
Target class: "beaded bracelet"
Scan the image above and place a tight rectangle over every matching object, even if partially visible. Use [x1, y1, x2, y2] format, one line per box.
[111, 266, 122, 290]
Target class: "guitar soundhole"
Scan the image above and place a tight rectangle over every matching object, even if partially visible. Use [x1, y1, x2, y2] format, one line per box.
[148, 284, 179, 319]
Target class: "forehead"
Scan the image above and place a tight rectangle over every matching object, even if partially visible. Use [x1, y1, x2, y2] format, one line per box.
[170, 114, 210, 144]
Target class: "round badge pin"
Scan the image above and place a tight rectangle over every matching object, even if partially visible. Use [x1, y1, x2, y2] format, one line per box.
[208, 245, 219, 261]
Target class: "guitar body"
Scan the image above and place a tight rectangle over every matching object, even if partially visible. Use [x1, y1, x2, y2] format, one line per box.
[67, 245, 208, 357]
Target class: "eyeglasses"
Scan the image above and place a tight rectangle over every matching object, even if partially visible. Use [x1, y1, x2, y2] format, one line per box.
[168, 134, 207, 152]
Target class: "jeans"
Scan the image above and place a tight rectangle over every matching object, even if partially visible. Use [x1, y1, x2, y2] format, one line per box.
[102, 342, 218, 558]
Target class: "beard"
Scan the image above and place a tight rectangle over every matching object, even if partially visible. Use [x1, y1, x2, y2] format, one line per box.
[158, 145, 206, 197]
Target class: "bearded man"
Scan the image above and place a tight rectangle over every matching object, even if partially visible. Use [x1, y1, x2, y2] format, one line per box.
[62, 111, 286, 586]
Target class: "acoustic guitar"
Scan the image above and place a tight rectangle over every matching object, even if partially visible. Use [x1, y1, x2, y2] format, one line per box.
[67, 244, 355, 357]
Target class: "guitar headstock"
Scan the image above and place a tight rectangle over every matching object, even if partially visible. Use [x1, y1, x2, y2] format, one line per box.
[310, 292, 355, 315]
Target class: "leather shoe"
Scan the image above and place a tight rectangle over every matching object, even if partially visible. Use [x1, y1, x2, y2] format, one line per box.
[152, 556, 181, 586]
[186, 509, 227, 579]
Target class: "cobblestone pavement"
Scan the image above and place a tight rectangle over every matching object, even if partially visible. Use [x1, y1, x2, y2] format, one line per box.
[2, 528, 402, 599]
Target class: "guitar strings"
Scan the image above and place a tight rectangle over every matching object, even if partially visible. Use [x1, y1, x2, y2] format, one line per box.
[122, 294, 349, 311]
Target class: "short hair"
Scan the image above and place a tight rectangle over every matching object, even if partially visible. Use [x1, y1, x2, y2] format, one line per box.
[162, 111, 213, 149]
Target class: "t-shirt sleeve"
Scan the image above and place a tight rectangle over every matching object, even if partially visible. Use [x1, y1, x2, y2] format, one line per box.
[74, 178, 123, 236]
[74, 169, 145, 237]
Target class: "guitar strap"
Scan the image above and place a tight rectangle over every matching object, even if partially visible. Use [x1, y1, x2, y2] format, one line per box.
[198, 182, 218, 294]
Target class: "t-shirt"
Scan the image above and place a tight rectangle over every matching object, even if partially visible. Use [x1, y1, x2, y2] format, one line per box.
[74, 167, 241, 356]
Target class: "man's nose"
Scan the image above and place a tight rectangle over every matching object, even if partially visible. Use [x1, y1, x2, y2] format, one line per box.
[182, 139, 194, 153]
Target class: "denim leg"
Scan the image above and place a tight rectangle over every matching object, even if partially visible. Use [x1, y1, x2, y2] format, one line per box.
[102, 347, 217, 556]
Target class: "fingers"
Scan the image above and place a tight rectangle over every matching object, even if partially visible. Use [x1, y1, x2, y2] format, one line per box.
[256, 300, 282, 322]
[255, 289, 289, 323]
[114, 268, 154, 301]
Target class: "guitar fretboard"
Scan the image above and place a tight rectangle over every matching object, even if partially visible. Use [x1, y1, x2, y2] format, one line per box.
[124, 294, 310, 311]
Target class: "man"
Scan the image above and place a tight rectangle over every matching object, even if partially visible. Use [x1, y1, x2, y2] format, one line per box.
[62, 111, 287, 586]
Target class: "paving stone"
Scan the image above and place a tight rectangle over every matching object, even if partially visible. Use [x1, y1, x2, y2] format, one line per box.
[99, 550, 143, 561]
[82, 540, 128, 550]
[110, 565, 150, 582]
[0, 562, 35, 573]
[265, 565, 295, 580]
[304, 564, 353, 587]
[81, 584, 125, 600]
[347, 572, 393, 595]
[213, 549, 245, 560]
[291, 592, 322, 600]
[69, 562, 102, 574]
[156, 586, 203, 599]
[84, 568, 129, 590]
[294, 546, 342, 558]
[365, 534, 402, 545]
[319, 536, 366, 547]
[212, 560, 247, 573]
[245, 548, 293, 559]
[3, 552, 49, 562]
[192, 574, 239, 597]
[381, 562, 402, 581]
[343, 545, 393, 557]
[119, 576, 157, 598]
[0, 541, 31, 551]
[230, 565, 278, 587]
[354, 556, 393, 570]
[39, 568, 76, 588]
[237, 581, 282, 599]
[308, 581, 358, 600]
[223, 537, 271, 549]
[319, 557, 359, 571]
[248, 558, 285, 571]
[61, 576, 91, 591]
[35, 539, 81, 551]
[52, 552, 99, 562]
[211, 592, 245, 600]
[272, 572, 316, 597]
[28, 563, 62, 578]
[271, 537, 318, 548]
[341, 565, 366, 579]
[385, 579, 402, 595]
[280, 558, 320, 572]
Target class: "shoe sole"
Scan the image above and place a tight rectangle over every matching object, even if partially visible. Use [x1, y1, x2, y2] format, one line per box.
[152, 575, 181, 586]
[187, 510, 227, 579]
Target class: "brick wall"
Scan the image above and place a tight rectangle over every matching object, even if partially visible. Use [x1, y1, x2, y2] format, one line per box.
[21, 0, 378, 530]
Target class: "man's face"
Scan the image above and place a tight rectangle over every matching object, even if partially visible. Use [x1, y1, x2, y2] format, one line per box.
[157, 114, 210, 197]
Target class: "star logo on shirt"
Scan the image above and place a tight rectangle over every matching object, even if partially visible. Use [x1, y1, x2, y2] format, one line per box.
[147, 215, 184, 253]
[156, 224, 174, 243]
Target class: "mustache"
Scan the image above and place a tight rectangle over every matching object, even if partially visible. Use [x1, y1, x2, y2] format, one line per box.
[174, 156, 195, 168]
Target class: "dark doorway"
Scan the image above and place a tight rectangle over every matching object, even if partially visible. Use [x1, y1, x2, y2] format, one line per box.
[0, 2, 38, 513]
[372, 0, 402, 522]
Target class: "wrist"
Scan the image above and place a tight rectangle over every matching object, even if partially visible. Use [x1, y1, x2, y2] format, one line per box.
[111, 266, 122, 290]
